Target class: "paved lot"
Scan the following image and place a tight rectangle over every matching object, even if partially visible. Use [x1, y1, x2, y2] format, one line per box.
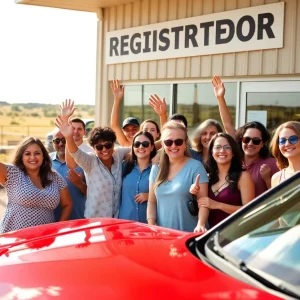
[0, 189, 7, 220]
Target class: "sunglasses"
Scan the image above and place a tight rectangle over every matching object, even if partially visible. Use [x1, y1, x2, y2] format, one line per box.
[242, 136, 262, 145]
[163, 139, 184, 147]
[278, 135, 299, 146]
[95, 142, 113, 151]
[133, 141, 150, 148]
[53, 138, 66, 144]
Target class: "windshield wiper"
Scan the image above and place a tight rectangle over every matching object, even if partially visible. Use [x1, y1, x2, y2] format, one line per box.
[212, 232, 300, 299]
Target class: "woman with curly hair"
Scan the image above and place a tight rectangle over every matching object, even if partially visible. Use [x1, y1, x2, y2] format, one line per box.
[56, 100, 130, 219]
[270, 121, 300, 187]
[119, 131, 157, 223]
[0, 137, 72, 233]
[212, 75, 278, 197]
[191, 133, 255, 229]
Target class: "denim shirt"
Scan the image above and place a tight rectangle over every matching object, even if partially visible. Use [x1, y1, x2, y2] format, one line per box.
[119, 162, 152, 223]
[50, 152, 86, 221]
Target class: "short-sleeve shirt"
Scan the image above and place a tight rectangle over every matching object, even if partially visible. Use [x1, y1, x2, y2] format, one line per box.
[79, 142, 94, 153]
[0, 165, 67, 233]
[246, 157, 279, 197]
[119, 162, 152, 223]
[50, 152, 86, 221]
[149, 158, 208, 232]
[71, 147, 130, 218]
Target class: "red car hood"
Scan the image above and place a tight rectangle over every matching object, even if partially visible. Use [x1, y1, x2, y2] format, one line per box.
[0, 218, 281, 300]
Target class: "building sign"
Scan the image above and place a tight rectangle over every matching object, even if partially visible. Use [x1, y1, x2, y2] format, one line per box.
[106, 2, 284, 64]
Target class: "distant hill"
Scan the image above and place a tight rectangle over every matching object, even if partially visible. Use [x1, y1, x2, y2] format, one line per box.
[0, 102, 95, 127]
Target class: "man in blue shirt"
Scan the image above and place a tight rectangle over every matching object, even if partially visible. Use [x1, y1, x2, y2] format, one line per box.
[50, 129, 87, 221]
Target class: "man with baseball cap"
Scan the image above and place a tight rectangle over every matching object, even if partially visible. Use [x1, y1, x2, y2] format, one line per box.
[110, 80, 140, 146]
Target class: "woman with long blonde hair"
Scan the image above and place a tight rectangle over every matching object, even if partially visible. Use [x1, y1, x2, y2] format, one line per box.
[270, 121, 300, 187]
[147, 121, 208, 232]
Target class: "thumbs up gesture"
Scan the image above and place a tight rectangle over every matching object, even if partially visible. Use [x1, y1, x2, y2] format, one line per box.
[190, 174, 200, 195]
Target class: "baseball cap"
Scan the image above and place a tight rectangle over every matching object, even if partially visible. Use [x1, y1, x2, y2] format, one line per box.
[122, 117, 140, 129]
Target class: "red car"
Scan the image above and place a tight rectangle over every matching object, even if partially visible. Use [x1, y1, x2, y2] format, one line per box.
[0, 173, 300, 300]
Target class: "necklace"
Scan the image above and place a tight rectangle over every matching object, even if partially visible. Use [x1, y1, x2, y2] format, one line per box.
[213, 181, 228, 196]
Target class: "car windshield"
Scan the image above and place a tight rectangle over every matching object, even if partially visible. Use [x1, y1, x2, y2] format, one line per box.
[215, 174, 300, 287]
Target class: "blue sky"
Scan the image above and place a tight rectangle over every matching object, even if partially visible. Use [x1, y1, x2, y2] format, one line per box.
[0, 1, 97, 105]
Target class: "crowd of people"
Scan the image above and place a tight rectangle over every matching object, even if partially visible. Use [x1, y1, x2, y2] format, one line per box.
[0, 76, 299, 234]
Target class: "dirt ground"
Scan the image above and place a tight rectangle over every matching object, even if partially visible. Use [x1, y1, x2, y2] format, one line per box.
[0, 189, 7, 219]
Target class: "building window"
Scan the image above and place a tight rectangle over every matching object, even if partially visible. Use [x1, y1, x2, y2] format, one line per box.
[246, 92, 300, 131]
[122, 82, 237, 131]
[176, 82, 237, 132]
[122, 84, 170, 126]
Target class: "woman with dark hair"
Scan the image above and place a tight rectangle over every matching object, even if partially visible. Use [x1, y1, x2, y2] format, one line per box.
[212, 75, 278, 197]
[270, 121, 300, 187]
[119, 131, 157, 223]
[0, 137, 72, 233]
[56, 101, 131, 219]
[191, 119, 223, 164]
[191, 133, 255, 229]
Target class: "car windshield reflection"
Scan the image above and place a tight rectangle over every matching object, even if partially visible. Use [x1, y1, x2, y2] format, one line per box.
[214, 174, 300, 288]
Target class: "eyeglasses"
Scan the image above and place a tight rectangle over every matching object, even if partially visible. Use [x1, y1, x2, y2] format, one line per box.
[213, 145, 232, 152]
[278, 135, 299, 146]
[163, 139, 184, 147]
[133, 141, 150, 148]
[242, 137, 262, 145]
[95, 142, 113, 151]
[53, 138, 66, 144]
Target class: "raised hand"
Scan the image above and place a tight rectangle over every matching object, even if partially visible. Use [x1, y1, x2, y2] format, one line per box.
[55, 115, 73, 138]
[212, 75, 225, 98]
[149, 94, 167, 116]
[190, 174, 200, 195]
[110, 79, 124, 102]
[60, 99, 77, 120]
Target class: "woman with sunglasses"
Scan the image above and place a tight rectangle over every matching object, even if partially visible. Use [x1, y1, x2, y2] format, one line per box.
[56, 105, 130, 219]
[191, 133, 255, 229]
[119, 131, 157, 223]
[270, 121, 300, 187]
[212, 75, 278, 197]
[0, 137, 72, 233]
[147, 121, 209, 232]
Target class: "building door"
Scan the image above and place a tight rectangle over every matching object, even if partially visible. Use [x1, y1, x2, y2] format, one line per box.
[239, 81, 300, 131]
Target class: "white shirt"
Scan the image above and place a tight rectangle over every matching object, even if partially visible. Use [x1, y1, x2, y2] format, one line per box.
[71, 147, 130, 218]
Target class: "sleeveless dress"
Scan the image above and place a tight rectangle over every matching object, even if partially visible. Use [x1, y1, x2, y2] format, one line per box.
[208, 185, 242, 228]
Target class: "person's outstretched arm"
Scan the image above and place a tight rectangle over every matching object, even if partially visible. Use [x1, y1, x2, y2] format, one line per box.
[59, 99, 79, 169]
[110, 80, 131, 147]
[149, 94, 168, 128]
[212, 75, 236, 138]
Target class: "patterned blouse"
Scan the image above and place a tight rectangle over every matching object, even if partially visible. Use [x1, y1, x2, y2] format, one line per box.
[71, 147, 130, 218]
[0, 165, 67, 233]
